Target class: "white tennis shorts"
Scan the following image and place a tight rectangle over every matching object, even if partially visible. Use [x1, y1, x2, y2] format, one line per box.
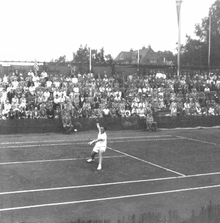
[93, 146, 106, 153]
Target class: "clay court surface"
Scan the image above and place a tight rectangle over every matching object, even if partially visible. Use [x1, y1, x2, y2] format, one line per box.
[0, 128, 220, 223]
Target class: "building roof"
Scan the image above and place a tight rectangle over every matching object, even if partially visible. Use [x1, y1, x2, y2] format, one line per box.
[114, 51, 133, 61]
[114, 47, 163, 65]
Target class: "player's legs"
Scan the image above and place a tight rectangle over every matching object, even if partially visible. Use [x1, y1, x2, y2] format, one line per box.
[97, 150, 103, 170]
[146, 121, 149, 131]
[97, 148, 106, 170]
[149, 122, 152, 131]
[87, 150, 98, 162]
[67, 124, 73, 134]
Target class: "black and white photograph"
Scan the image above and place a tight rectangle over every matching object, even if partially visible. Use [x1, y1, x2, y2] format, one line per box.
[0, 0, 220, 222]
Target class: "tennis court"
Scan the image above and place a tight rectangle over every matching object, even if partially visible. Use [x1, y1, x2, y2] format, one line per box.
[0, 128, 220, 223]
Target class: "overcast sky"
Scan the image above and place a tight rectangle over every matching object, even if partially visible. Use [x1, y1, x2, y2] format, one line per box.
[0, 0, 216, 62]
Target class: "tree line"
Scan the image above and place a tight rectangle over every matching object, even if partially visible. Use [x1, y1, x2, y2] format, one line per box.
[51, 0, 220, 68]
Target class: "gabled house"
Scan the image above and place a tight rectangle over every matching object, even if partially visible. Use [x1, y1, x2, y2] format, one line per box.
[114, 46, 164, 65]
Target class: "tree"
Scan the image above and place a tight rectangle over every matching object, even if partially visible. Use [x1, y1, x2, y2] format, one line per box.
[50, 55, 67, 64]
[157, 50, 175, 64]
[181, 36, 205, 66]
[73, 45, 90, 64]
[181, 0, 220, 67]
[72, 45, 112, 64]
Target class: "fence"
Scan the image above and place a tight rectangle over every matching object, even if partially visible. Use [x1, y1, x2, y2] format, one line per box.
[0, 115, 220, 135]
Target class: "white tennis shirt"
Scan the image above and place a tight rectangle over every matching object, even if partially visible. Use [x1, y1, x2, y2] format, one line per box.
[95, 132, 107, 148]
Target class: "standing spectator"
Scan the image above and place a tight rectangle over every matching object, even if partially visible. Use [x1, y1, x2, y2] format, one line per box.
[145, 111, 154, 131]
[61, 107, 73, 134]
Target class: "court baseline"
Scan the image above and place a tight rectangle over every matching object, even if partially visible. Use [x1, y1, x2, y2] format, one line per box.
[1, 183, 220, 212]
[1, 171, 220, 196]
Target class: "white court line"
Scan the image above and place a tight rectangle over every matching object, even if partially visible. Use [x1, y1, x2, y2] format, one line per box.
[1, 183, 220, 212]
[1, 171, 220, 196]
[107, 146, 185, 176]
[0, 155, 126, 165]
[176, 135, 218, 146]
[0, 135, 173, 145]
[0, 138, 180, 149]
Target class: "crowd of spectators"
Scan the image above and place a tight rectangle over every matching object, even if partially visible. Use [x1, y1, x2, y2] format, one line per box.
[0, 68, 220, 120]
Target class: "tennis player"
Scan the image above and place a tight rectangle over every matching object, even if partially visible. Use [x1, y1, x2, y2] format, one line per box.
[87, 123, 107, 170]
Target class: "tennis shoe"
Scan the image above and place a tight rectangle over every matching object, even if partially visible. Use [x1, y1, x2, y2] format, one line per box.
[97, 164, 102, 170]
[87, 158, 94, 163]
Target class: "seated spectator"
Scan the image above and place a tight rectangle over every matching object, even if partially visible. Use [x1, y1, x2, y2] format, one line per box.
[12, 103, 21, 119]
[11, 95, 19, 107]
[114, 93, 121, 102]
[54, 107, 61, 119]
[39, 103, 47, 118]
[3, 74, 8, 84]
[0, 109, 4, 120]
[208, 105, 215, 116]
[71, 75, 78, 84]
[201, 107, 207, 115]
[214, 104, 220, 115]
[131, 106, 138, 117]
[53, 94, 61, 110]
[183, 99, 190, 115]
[47, 105, 55, 119]
[102, 105, 111, 117]
[19, 107, 26, 119]
[28, 70, 35, 79]
[59, 93, 66, 110]
[137, 106, 146, 118]
[2, 99, 11, 119]
[41, 70, 48, 81]
[204, 85, 210, 93]
[29, 83, 36, 95]
[19, 94, 27, 109]
[196, 104, 202, 115]
[25, 107, 33, 119]
[8, 108, 15, 119]
[61, 109, 73, 134]
[7, 88, 15, 104]
[33, 72, 40, 83]
[32, 106, 40, 119]
[170, 101, 177, 116]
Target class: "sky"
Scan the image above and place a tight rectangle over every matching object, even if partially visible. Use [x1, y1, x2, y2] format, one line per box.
[0, 0, 216, 62]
